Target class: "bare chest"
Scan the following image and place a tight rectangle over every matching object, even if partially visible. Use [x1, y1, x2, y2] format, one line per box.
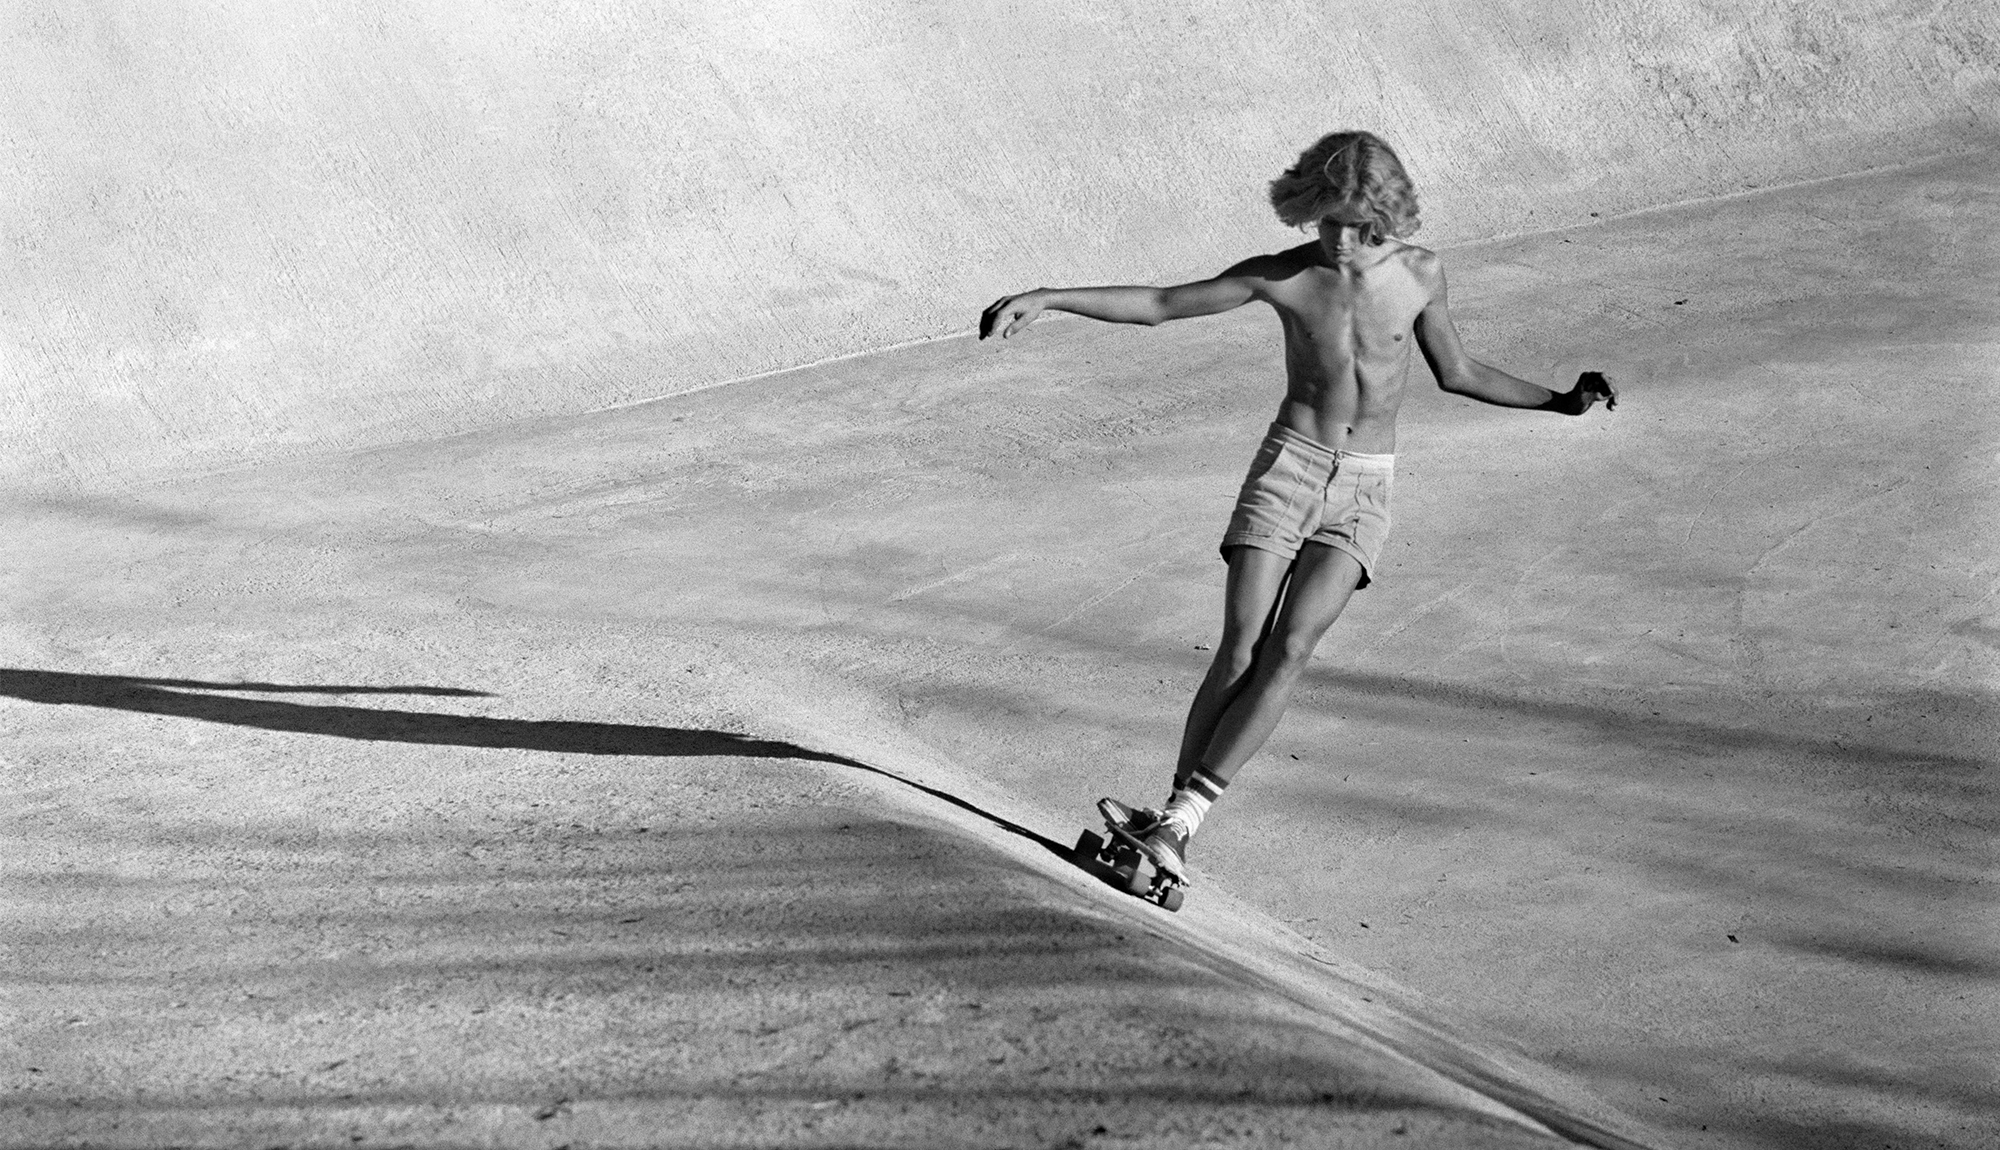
[1279, 267, 1429, 362]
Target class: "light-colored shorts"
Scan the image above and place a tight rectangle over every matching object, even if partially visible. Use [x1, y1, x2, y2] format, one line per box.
[1220, 422, 1394, 589]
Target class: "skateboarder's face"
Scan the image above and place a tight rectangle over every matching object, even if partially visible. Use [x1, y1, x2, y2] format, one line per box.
[1315, 204, 1376, 262]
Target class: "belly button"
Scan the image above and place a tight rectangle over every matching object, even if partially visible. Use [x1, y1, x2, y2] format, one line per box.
[1392, 334, 1403, 341]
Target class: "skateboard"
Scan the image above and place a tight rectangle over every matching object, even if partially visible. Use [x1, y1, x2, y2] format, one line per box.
[1073, 803, 1186, 912]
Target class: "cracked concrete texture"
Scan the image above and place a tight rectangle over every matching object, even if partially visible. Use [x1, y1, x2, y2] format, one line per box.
[5, 150, 1995, 1147]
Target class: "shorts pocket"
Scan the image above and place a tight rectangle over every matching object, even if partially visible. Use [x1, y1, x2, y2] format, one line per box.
[1354, 469, 1391, 514]
[1239, 437, 1287, 487]
[1230, 440, 1309, 540]
[1349, 470, 1393, 554]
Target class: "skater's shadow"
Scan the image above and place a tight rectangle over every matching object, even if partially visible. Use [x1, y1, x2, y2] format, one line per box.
[0, 667, 1067, 857]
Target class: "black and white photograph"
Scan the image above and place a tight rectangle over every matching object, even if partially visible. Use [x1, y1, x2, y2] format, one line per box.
[4, 3, 1996, 1147]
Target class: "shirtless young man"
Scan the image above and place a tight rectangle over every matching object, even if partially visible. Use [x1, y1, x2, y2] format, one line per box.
[978, 130, 1616, 884]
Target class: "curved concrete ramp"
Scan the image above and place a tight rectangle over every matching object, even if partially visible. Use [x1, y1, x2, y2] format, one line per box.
[5, 1, 1996, 488]
[5, 149, 1993, 1148]
[4, 14, 1996, 1142]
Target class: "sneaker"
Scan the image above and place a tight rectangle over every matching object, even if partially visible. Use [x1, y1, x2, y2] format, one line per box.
[1097, 797, 1163, 835]
[1139, 821, 1190, 883]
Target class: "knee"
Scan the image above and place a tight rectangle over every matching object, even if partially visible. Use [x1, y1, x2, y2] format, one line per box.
[1259, 635, 1320, 680]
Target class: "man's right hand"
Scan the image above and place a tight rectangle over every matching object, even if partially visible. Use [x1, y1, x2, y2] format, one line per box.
[1567, 370, 1618, 414]
[980, 291, 1044, 340]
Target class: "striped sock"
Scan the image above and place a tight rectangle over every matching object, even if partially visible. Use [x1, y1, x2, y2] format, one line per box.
[1162, 766, 1228, 838]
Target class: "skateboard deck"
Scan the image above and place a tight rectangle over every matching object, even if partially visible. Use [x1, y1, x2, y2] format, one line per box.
[1073, 806, 1186, 912]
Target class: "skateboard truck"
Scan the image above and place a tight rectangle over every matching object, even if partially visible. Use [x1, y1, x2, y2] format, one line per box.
[1073, 807, 1186, 912]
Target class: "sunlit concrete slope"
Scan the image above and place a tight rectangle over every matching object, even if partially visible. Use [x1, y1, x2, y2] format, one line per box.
[4, 0, 1996, 490]
[1, 561, 1658, 1146]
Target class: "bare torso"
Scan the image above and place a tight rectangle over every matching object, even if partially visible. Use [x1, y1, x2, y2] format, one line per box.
[1259, 239, 1436, 454]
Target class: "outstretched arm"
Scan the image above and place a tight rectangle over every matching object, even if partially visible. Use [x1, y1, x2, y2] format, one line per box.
[979, 259, 1271, 340]
[1412, 260, 1617, 415]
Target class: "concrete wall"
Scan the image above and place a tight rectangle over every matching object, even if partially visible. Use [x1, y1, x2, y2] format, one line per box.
[5, 0, 1996, 491]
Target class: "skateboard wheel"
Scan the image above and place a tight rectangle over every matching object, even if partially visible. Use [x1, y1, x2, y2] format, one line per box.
[1075, 830, 1104, 858]
[1124, 869, 1150, 897]
[1159, 886, 1185, 912]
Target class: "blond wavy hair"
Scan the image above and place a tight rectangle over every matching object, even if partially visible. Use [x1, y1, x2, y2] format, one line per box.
[1268, 131, 1421, 241]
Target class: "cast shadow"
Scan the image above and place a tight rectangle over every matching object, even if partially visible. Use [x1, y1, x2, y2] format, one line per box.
[0, 667, 1067, 858]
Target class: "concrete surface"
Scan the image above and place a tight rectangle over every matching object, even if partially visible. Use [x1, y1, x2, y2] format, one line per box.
[5, 149, 1995, 1148]
[0, 656, 1614, 1149]
[5, 0, 1998, 489]
[6, 3, 1999, 1146]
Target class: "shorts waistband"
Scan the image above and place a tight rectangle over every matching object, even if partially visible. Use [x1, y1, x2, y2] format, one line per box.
[1265, 422, 1395, 472]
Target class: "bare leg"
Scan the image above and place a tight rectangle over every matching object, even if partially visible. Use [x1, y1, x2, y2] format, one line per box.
[1196, 543, 1363, 784]
[1172, 546, 1295, 785]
